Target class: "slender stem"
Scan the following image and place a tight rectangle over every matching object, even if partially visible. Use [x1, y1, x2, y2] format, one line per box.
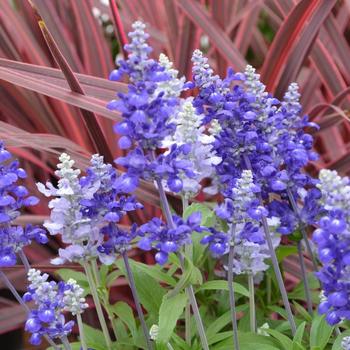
[18, 249, 30, 273]
[228, 245, 240, 349]
[266, 273, 271, 305]
[122, 251, 152, 350]
[244, 156, 296, 335]
[182, 196, 192, 346]
[167, 343, 175, 350]
[153, 167, 209, 350]
[61, 336, 72, 350]
[0, 271, 30, 311]
[297, 242, 313, 314]
[90, 260, 119, 341]
[77, 313, 87, 350]
[82, 261, 112, 350]
[286, 188, 318, 272]
[248, 274, 256, 333]
[178, 253, 209, 350]
[91, 259, 101, 286]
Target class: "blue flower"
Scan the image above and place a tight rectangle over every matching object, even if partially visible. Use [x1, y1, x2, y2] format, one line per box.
[138, 212, 202, 265]
[24, 269, 87, 345]
[38, 153, 142, 265]
[313, 170, 350, 325]
[108, 21, 195, 193]
[0, 142, 47, 266]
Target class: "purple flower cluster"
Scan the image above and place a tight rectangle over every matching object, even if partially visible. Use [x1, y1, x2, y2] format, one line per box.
[108, 21, 194, 194]
[0, 142, 47, 266]
[38, 153, 142, 265]
[23, 269, 87, 345]
[192, 51, 319, 238]
[138, 212, 202, 265]
[313, 170, 350, 325]
[200, 170, 278, 275]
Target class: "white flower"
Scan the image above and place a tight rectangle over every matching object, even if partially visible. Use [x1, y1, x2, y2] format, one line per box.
[163, 99, 221, 198]
[156, 54, 185, 98]
[63, 279, 88, 315]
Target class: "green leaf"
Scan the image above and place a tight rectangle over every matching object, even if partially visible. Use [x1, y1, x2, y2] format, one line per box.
[116, 259, 165, 314]
[332, 329, 350, 350]
[292, 302, 313, 322]
[132, 261, 176, 286]
[310, 314, 334, 350]
[106, 269, 123, 287]
[264, 328, 293, 350]
[55, 268, 89, 296]
[207, 305, 248, 339]
[167, 256, 202, 298]
[292, 342, 306, 350]
[109, 301, 137, 337]
[293, 321, 306, 344]
[212, 332, 281, 350]
[276, 245, 298, 262]
[157, 292, 188, 344]
[289, 273, 320, 303]
[99, 264, 109, 286]
[197, 280, 249, 297]
[83, 323, 107, 350]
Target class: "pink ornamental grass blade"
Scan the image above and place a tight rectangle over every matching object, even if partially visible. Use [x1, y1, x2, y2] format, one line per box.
[176, 0, 246, 71]
[261, 0, 337, 96]
[0, 67, 121, 122]
[109, 0, 128, 59]
[28, 1, 114, 163]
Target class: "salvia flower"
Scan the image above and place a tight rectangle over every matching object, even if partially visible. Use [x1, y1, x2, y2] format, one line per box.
[23, 269, 87, 345]
[313, 169, 350, 325]
[0, 142, 47, 266]
[162, 98, 221, 198]
[138, 212, 202, 265]
[342, 336, 350, 350]
[109, 21, 194, 194]
[37, 153, 100, 264]
[38, 153, 142, 265]
[63, 278, 89, 316]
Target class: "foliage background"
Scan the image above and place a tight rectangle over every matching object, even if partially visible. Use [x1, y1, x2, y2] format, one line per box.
[1, 0, 350, 347]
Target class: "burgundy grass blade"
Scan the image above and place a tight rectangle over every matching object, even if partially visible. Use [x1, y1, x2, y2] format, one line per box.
[176, 0, 246, 71]
[0, 66, 121, 121]
[109, 0, 128, 58]
[30, 3, 114, 164]
[261, 0, 337, 96]
[0, 59, 127, 100]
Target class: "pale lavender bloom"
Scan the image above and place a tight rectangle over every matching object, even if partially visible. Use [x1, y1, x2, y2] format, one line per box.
[37, 153, 102, 264]
[162, 98, 221, 198]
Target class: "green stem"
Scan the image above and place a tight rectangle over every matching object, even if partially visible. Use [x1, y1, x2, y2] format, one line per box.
[244, 155, 296, 335]
[178, 253, 209, 350]
[61, 336, 72, 350]
[77, 313, 87, 350]
[152, 165, 209, 350]
[248, 274, 256, 333]
[182, 196, 191, 346]
[82, 261, 113, 350]
[122, 251, 153, 350]
[297, 242, 313, 314]
[91, 260, 119, 341]
[266, 273, 271, 305]
[18, 249, 30, 272]
[91, 259, 101, 285]
[167, 343, 175, 350]
[228, 245, 240, 350]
